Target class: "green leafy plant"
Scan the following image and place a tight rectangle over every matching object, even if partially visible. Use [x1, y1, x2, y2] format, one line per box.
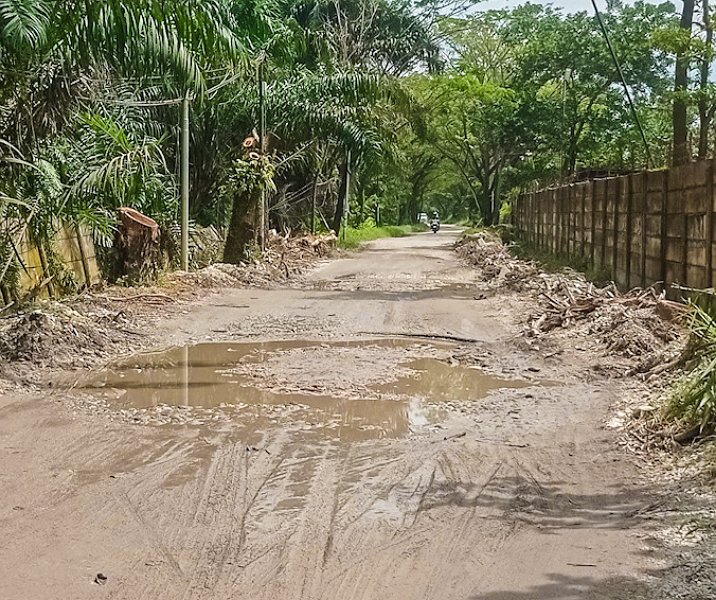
[339, 224, 413, 249]
[666, 303, 716, 434]
[226, 154, 276, 196]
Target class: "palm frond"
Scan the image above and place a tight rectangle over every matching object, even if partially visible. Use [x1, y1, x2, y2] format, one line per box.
[0, 0, 49, 50]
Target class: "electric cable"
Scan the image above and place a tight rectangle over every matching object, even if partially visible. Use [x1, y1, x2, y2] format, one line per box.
[590, 0, 653, 168]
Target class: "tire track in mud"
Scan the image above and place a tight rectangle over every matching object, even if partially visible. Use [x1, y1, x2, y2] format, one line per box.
[97, 434, 253, 600]
[173, 442, 246, 600]
[173, 432, 298, 600]
[303, 443, 515, 600]
[105, 439, 213, 600]
[411, 448, 513, 600]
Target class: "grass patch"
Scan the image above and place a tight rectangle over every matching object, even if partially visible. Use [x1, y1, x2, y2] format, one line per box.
[339, 225, 419, 249]
[666, 303, 716, 437]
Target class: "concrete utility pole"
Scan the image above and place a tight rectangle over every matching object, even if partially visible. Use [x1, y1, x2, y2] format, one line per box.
[180, 93, 190, 271]
[341, 149, 351, 242]
[311, 173, 319, 235]
[258, 58, 267, 251]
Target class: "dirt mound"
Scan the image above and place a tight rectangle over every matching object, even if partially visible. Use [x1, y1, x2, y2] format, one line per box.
[457, 231, 684, 365]
[0, 303, 136, 369]
[0, 232, 337, 372]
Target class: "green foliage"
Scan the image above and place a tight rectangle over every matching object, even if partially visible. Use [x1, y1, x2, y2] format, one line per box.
[0, 0, 50, 49]
[339, 224, 414, 249]
[0, 0, 703, 293]
[371, 1, 680, 228]
[666, 304, 716, 434]
[511, 240, 613, 283]
[226, 154, 277, 196]
[72, 113, 174, 207]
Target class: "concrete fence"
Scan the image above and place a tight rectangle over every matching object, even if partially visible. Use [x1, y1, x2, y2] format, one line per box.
[513, 159, 716, 292]
[2, 223, 101, 304]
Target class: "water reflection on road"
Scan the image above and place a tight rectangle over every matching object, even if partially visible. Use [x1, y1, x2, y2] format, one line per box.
[72, 339, 532, 442]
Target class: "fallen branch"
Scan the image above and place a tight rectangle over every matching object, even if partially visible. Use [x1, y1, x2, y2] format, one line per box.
[443, 432, 467, 441]
[474, 437, 530, 448]
[97, 293, 176, 303]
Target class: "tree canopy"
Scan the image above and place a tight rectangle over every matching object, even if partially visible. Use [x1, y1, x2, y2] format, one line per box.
[0, 0, 713, 289]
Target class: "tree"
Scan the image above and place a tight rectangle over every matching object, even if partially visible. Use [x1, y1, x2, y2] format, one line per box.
[506, 2, 674, 174]
[418, 75, 525, 225]
[698, 0, 714, 159]
[376, 2, 678, 229]
[673, 0, 696, 165]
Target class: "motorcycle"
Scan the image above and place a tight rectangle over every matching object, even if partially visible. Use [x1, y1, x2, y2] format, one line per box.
[430, 221, 440, 233]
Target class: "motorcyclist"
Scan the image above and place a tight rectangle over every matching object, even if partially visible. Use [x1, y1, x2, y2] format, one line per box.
[429, 211, 440, 227]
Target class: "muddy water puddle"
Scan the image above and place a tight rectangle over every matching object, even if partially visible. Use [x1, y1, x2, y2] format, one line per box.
[374, 358, 532, 401]
[72, 339, 533, 442]
[307, 280, 487, 299]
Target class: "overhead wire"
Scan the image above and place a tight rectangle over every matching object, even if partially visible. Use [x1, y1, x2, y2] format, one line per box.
[590, 0, 653, 168]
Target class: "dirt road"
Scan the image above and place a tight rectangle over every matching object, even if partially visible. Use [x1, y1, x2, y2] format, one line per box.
[0, 226, 662, 599]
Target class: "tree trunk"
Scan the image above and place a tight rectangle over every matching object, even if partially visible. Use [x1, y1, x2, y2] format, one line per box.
[223, 190, 258, 264]
[408, 171, 424, 224]
[699, 0, 713, 159]
[116, 208, 161, 283]
[359, 187, 366, 223]
[673, 0, 696, 166]
[477, 176, 493, 226]
[491, 172, 502, 225]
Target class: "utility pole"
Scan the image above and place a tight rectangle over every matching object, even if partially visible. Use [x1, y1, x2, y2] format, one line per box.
[341, 149, 351, 242]
[180, 93, 190, 271]
[311, 173, 319, 235]
[258, 57, 267, 251]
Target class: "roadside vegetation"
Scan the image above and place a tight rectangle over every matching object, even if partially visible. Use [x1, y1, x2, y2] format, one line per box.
[339, 223, 426, 249]
[0, 0, 705, 295]
[668, 304, 716, 437]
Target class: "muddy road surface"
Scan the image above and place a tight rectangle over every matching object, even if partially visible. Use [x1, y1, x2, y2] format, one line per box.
[0, 226, 660, 599]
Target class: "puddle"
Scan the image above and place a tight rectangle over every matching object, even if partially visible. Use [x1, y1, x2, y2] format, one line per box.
[72, 339, 532, 442]
[307, 281, 485, 298]
[372, 358, 531, 401]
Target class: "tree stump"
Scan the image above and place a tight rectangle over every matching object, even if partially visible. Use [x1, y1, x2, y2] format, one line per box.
[116, 207, 161, 282]
[223, 190, 258, 264]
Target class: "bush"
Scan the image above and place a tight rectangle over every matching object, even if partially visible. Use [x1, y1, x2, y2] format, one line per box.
[667, 304, 716, 434]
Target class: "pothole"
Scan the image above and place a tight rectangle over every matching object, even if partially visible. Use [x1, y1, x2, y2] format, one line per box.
[69, 338, 537, 441]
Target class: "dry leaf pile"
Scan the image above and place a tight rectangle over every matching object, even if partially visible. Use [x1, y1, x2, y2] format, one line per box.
[455, 233, 538, 287]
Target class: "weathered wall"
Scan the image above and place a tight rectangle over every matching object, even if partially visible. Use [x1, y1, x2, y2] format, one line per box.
[513, 159, 716, 292]
[6, 223, 100, 303]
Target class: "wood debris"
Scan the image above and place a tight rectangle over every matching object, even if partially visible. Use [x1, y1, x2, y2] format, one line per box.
[166, 231, 337, 289]
[456, 231, 685, 363]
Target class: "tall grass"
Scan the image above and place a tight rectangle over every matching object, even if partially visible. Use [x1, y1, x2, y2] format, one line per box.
[667, 303, 716, 434]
